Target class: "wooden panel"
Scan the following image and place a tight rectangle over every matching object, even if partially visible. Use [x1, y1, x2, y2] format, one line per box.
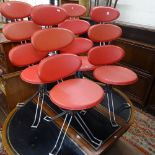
[146, 82, 155, 113]
[0, 71, 38, 112]
[113, 38, 155, 75]
[0, 33, 22, 74]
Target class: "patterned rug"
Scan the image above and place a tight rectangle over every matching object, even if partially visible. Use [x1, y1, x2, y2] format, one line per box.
[0, 109, 154, 155]
[121, 109, 155, 155]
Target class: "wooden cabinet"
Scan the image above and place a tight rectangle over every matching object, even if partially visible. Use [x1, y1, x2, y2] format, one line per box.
[113, 38, 155, 107]
[0, 33, 22, 74]
[111, 23, 155, 111]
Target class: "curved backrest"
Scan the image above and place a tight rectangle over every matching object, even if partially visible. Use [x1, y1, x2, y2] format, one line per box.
[88, 24, 122, 42]
[2, 21, 41, 41]
[0, 1, 32, 20]
[61, 3, 86, 17]
[9, 43, 48, 67]
[31, 4, 68, 26]
[90, 6, 120, 23]
[60, 37, 93, 54]
[88, 45, 125, 65]
[58, 19, 90, 35]
[32, 28, 74, 52]
[38, 54, 82, 82]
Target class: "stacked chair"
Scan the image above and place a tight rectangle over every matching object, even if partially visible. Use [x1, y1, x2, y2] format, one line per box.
[59, 3, 96, 76]
[88, 6, 138, 127]
[1, 1, 138, 155]
[59, 3, 90, 35]
[23, 28, 105, 155]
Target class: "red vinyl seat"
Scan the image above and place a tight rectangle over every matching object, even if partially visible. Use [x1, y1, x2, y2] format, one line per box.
[94, 66, 138, 85]
[31, 28, 74, 52]
[61, 3, 86, 17]
[60, 37, 93, 55]
[9, 43, 48, 67]
[58, 19, 90, 35]
[2, 21, 41, 41]
[31, 4, 68, 26]
[88, 45, 138, 127]
[0, 1, 32, 21]
[88, 24, 122, 42]
[90, 6, 120, 23]
[37, 54, 104, 154]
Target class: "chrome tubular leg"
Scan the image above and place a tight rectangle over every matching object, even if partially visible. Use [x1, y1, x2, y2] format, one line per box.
[49, 114, 72, 155]
[110, 91, 118, 127]
[106, 92, 118, 127]
[43, 111, 66, 122]
[75, 113, 102, 147]
[31, 90, 45, 128]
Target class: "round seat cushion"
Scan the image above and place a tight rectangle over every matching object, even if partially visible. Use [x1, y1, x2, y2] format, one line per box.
[60, 37, 93, 55]
[58, 19, 90, 35]
[94, 65, 138, 85]
[49, 78, 104, 110]
[20, 65, 44, 84]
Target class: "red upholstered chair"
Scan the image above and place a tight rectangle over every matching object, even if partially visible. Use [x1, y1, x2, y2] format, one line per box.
[59, 3, 90, 35]
[37, 54, 104, 155]
[2, 20, 41, 42]
[90, 6, 120, 23]
[88, 45, 138, 127]
[20, 28, 74, 128]
[0, 1, 32, 22]
[31, 4, 68, 27]
[60, 37, 95, 74]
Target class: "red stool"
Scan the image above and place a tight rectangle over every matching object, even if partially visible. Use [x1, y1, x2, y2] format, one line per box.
[0, 1, 32, 22]
[60, 37, 95, 74]
[90, 6, 120, 23]
[88, 45, 138, 127]
[31, 4, 68, 27]
[37, 54, 104, 155]
[20, 28, 74, 128]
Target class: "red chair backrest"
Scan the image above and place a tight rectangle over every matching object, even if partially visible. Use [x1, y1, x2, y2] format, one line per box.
[88, 45, 125, 65]
[9, 43, 48, 67]
[90, 6, 120, 23]
[31, 4, 68, 26]
[31, 28, 74, 52]
[2, 21, 41, 41]
[61, 3, 86, 17]
[88, 24, 122, 42]
[60, 37, 93, 54]
[58, 19, 90, 35]
[38, 54, 82, 82]
[0, 1, 32, 20]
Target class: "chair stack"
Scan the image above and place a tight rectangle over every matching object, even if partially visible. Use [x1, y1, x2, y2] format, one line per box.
[1, 1, 138, 155]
